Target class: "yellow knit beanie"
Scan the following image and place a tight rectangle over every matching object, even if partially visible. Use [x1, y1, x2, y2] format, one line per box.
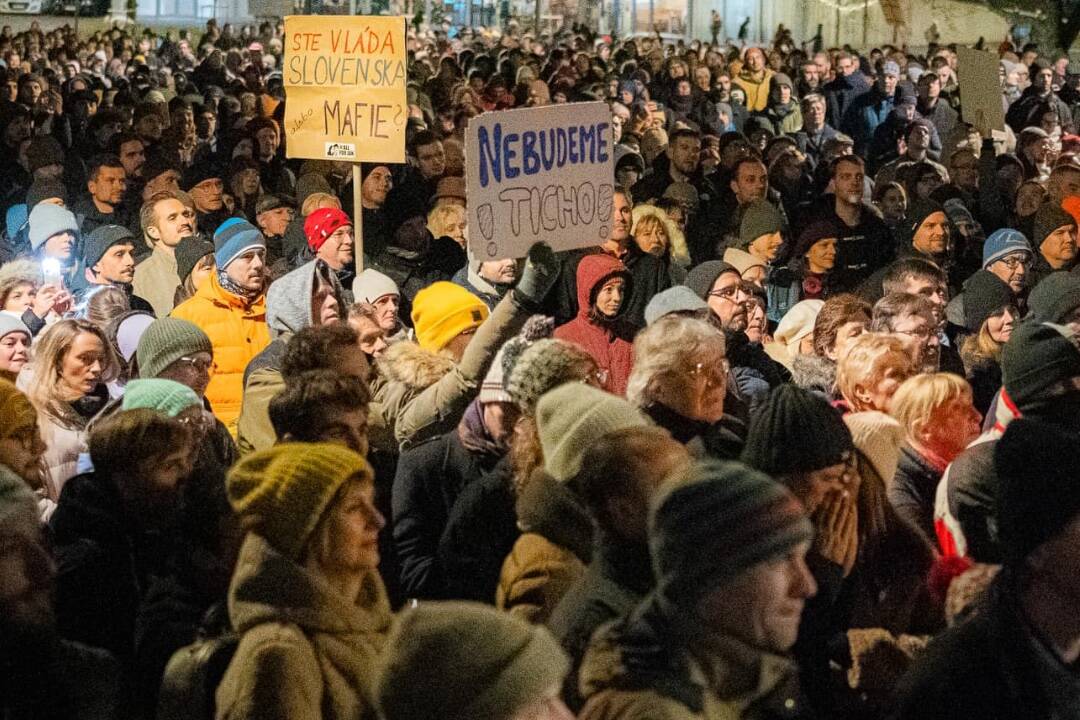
[227, 442, 373, 561]
[411, 282, 489, 352]
[0, 379, 37, 440]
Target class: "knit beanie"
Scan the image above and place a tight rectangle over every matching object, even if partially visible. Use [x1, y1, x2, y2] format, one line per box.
[296, 172, 333, 208]
[26, 178, 68, 208]
[304, 207, 351, 252]
[904, 199, 945, 240]
[180, 161, 223, 193]
[741, 384, 854, 476]
[0, 379, 36, 441]
[0, 437, 39, 538]
[738, 199, 784, 250]
[352, 268, 400, 304]
[773, 300, 824, 361]
[1001, 321, 1080, 409]
[793, 217, 843, 259]
[0, 312, 31, 342]
[982, 228, 1032, 269]
[376, 601, 569, 720]
[685, 261, 738, 299]
[1032, 201, 1076, 251]
[535, 382, 650, 483]
[25, 136, 64, 173]
[962, 270, 1014, 332]
[506, 338, 596, 412]
[227, 442, 373, 561]
[82, 224, 136, 269]
[28, 203, 78, 251]
[174, 235, 215, 283]
[722, 247, 767, 276]
[650, 459, 813, 609]
[136, 317, 214, 380]
[995, 417, 1080, 566]
[643, 285, 708, 325]
[843, 411, 904, 484]
[1028, 271, 1080, 323]
[213, 217, 265, 269]
[121, 378, 201, 417]
[411, 282, 489, 352]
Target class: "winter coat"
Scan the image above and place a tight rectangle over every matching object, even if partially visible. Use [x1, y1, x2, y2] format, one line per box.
[215, 533, 392, 720]
[889, 445, 945, 545]
[641, 401, 746, 460]
[35, 387, 110, 511]
[578, 596, 813, 720]
[435, 458, 520, 603]
[496, 472, 593, 623]
[392, 425, 506, 600]
[547, 534, 655, 711]
[891, 575, 1080, 720]
[734, 69, 776, 113]
[550, 245, 673, 328]
[451, 264, 512, 310]
[132, 245, 180, 319]
[376, 291, 529, 450]
[50, 470, 166, 665]
[170, 272, 270, 434]
[553, 254, 635, 396]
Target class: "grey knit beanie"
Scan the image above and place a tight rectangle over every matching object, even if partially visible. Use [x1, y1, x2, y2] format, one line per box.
[684, 261, 738, 299]
[506, 339, 597, 413]
[376, 601, 569, 720]
[644, 286, 709, 325]
[28, 203, 78, 251]
[136, 317, 213, 379]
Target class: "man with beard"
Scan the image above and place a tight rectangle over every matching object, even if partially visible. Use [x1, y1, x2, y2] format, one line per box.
[685, 260, 787, 417]
[0, 450, 123, 719]
[74, 155, 129, 238]
[632, 127, 715, 205]
[78, 225, 154, 313]
[871, 292, 942, 372]
[134, 190, 198, 317]
[181, 163, 231, 234]
[50, 409, 195, 667]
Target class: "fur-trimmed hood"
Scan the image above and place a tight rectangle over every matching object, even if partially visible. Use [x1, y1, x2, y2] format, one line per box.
[632, 203, 691, 268]
[0, 258, 42, 304]
[377, 340, 456, 391]
[791, 353, 836, 397]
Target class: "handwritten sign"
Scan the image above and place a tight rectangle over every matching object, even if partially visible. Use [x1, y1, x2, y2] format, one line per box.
[957, 46, 1006, 137]
[466, 102, 614, 260]
[283, 15, 407, 162]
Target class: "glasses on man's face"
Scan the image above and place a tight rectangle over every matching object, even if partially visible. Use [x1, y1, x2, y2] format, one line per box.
[997, 253, 1032, 271]
[896, 324, 935, 340]
[708, 284, 745, 302]
[178, 355, 212, 373]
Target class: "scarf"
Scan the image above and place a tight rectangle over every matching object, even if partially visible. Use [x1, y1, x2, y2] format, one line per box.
[457, 398, 507, 457]
[216, 269, 260, 301]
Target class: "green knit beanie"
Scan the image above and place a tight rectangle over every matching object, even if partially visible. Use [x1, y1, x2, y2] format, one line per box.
[535, 383, 649, 483]
[506, 339, 597, 413]
[650, 459, 813, 609]
[136, 317, 213, 380]
[738, 199, 784, 250]
[227, 442, 373, 561]
[121, 379, 201, 417]
[376, 601, 569, 720]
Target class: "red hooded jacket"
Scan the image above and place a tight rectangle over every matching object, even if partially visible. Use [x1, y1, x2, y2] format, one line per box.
[553, 253, 635, 396]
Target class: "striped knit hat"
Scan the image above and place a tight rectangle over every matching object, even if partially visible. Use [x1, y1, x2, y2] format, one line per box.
[213, 217, 265, 269]
[650, 458, 813, 609]
[227, 442, 373, 561]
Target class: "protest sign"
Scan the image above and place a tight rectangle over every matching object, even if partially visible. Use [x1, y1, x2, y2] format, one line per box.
[283, 15, 407, 162]
[957, 46, 1006, 137]
[465, 102, 615, 260]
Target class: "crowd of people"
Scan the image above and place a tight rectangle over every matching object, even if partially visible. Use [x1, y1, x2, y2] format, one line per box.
[2, 12, 1080, 720]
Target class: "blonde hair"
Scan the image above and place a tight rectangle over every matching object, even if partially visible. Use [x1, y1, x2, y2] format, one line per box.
[960, 322, 1005, 369]
[631, 203, 691, 267]
[27, 319, 120, 419]
[889, 372, 973, 439]
[301, 192, 341, 217]
[427, 203, 465, 239]
[837, 333, 917, 411]
[627, 315, 726, 408]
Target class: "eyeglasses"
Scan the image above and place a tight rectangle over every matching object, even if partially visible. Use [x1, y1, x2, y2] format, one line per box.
[996, 254, 1032, 270]
[178, 356, 212, 373]
[707, 284, 746, 302]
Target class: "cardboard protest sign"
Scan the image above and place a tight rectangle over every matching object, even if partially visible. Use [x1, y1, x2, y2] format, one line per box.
[466, 102, 615, 260]
[283, 15, 407, 162]
[957, 46, 1006, 137]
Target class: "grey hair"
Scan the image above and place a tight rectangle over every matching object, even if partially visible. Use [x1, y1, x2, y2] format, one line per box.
[626, 315, 726, 408]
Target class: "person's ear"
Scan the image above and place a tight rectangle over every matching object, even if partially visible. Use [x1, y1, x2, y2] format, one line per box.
[852, 383, 873, 409]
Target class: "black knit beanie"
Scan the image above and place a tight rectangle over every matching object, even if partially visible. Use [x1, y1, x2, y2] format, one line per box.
[685, 261, 738, 299]
[905, 198, 945, 238]
[963, 270, 1014, 332]
[741, 384, 854, 476]
[174, 234, 215, 282]
[1032, 201, 1076, 250]
[1002, 321, 1080, 409]
[995, 417, 1080, 566]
